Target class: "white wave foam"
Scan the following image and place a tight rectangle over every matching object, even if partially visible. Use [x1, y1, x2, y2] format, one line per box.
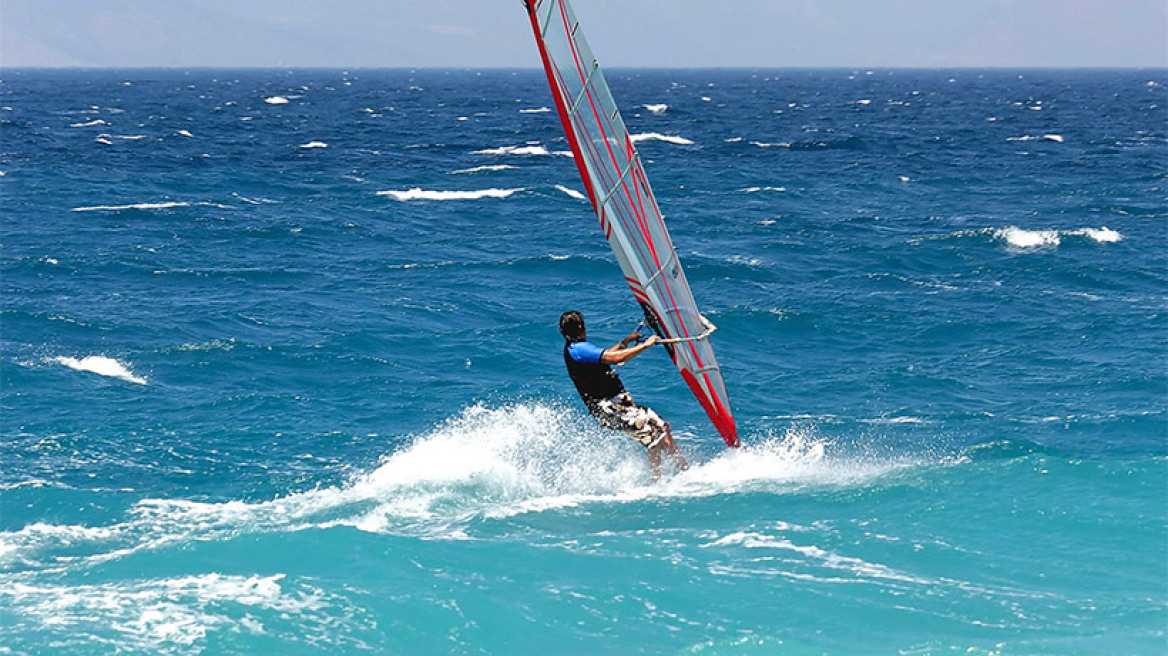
[450, 164, 517, 174]
[518, 107, 551, 114]
[629, 132, 694, 145]
[263, 96, 290, 105]
[176, 129, 194, 138]
[995, 227, 1061, 249]
[643, 103, 668, 115]
[749, 141, 790, 148]
[95, 133, 149, 142]
[299, 141, 328, 149]
[1, 574, 350, 651]
[555, 185, 586, 200]
[739, 186, 786, 193]
[704, 531, 930, 585]
[994, 226, 1123, 249]
[1070, 226, 1123, 243]
[53, 356, 147, 385]
[471, 144, 570, 157]
[1006, 134, 1064, 143]
[0, 404, 914, 572]
[70, 119, 107, 127]
[376, 188, 523, 201]
[72, 202, 189, 212]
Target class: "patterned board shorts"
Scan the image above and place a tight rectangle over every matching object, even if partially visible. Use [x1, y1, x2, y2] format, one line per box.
[592, 392, 668, 448]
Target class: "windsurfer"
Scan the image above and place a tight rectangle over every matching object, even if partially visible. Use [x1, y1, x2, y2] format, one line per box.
[559, 311, 689, 480]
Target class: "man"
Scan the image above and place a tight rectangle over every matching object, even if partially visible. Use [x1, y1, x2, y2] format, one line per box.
[559, 310, 688, 480]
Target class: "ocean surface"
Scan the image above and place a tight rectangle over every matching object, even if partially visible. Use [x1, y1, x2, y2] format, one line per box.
[1, 67, 1166, 655]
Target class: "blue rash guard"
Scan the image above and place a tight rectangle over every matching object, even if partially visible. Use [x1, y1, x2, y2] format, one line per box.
[564, 340, 626, 410]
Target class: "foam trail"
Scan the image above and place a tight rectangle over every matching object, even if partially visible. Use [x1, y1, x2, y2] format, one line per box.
[629, 132, 694, 145]
[53, 356, 147, 385]
[376, 188, 523, 201]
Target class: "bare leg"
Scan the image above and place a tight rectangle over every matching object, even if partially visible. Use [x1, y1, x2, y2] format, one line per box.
[648, 445, 663, 481]
[662, 423, 689, 471]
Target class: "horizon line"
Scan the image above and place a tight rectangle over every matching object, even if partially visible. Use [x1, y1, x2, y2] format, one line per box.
[4, 65, 1166, 72]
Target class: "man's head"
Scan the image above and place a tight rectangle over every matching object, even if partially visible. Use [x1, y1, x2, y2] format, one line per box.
[559, 311, 586, 342]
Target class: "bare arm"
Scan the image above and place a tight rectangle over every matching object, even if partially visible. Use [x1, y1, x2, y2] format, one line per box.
[602, 334, 659, 364]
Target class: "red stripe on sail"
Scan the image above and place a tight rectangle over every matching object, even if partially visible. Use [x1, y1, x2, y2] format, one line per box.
[681, 369, 739, 448]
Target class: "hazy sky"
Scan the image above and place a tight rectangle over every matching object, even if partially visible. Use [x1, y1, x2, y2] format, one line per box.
[3, 0, 1166, 68]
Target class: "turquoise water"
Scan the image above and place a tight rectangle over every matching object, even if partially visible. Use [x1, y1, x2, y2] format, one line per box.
[2, 68, 1166, 654]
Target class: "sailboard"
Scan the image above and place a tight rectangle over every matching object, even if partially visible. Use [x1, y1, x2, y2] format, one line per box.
[523, 0, 740, 447]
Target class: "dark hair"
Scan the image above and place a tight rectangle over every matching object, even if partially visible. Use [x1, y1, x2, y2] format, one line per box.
[559, 311, 585, 341]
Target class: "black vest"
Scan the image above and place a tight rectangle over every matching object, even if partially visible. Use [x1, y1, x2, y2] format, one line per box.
[564, 341, 625, 409]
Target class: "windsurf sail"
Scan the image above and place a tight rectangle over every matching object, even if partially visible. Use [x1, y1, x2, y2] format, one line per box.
[523, 0, 739, 447]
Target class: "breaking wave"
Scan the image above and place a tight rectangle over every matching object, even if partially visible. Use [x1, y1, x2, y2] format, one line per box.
[52, 356, 147, 385]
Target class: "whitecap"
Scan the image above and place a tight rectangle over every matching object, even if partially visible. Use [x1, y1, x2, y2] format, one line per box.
[518, 107, 551, 114]
[72, 202, 189, 212]
[450, 164, 517, 174]
[739, 186, 786, 193]
[1006, 134, 1064, 143]
[299, 141, 328, 149]
[629, 132, 694, 145]
[995, 227, 1060, 249]
[555, 185, 586, 200]
[1070, 226, 1123, 243]
[642, 103, 668, 114]
[263, 96, 290, 105]
[176, 129, 194, 138]
[376, 188, 523, 201]
[70, 119, 108, 128]
[471, 144, 570, 157]
[53, 356, 147, 385]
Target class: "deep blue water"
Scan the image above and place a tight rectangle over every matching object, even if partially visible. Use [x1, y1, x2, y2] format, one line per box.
[1, 68, 1166, 655]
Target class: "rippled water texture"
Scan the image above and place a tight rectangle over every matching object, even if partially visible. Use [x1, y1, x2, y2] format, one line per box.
[2, 68, 1166, 655]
